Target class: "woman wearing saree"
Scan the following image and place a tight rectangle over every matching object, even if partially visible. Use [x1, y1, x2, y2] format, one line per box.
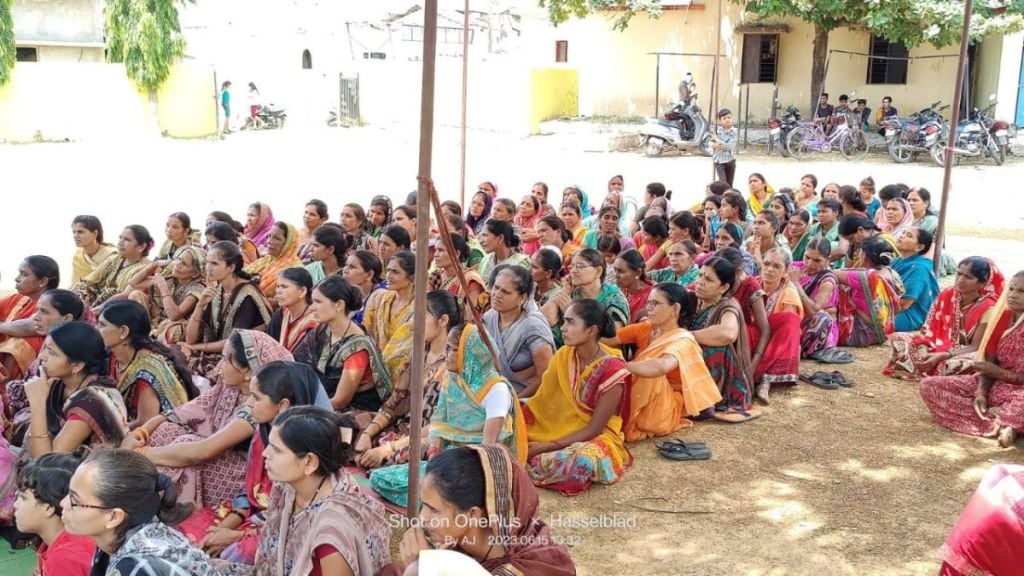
[886, 257, 1003, 380]
[369, 324, 527, 507]
[244, 221, 303, 301]
[515, 195, 543, 256]
[364, 251, 415, 387]
[536, 215, 580, 270]
[137, 246, 205, 344]
[689, 257, 758, 423]
[649, 239, 700, 286]
[582, 204, 636, 253]
[717, 247, 770, 388]
[70, 215, 117, 284]
[879, 197, 913, 236]
[525, 299, 631, 494]
[785, 209, 812, 262]
[368, 195, 393, 239]
[752, 249, 803, 403]
[696, 222, 758, 276]
[788, 237, 840, 358]
[834, 236, 904, 347]
[154, 212, 198, 273]
[182, 242, 272, 377]
[920, 271, 1024, 448]
[207, 213, 260, 265]
[838, 214, 893, 270]
[542, 248, 629, 347]
[341, 203, 378, 254]
[297, 199, 328, 263]
[744, 210, 791, 275]
[266, 267, 317, 353]
[304, 224, 349, 285]
[383, 445, 575, 576]
[71, 225, 154, 312]
[125, 330, 292, 508]
[465, 190, 493, 236]
[531, 248, 563, 307]
[431, 234, 488, 318]
[342, 250, 384, 326]
[483, 265, 555, 398]
[355, 291, 459, 471]
[0, 255, 59, 386]
[243, 202, 276, 256]
[178, 361, 332, 565]
[294, 276, 391, 412]
[22, 321, 129, 457]
[478, 220, 530, 282]
[99, 300, 198, 428]
[892, 227, 941, 332]
[940, 464, 1024, 576]
[559, 199, 589, 246]
[614, 249, 654, 323]
[747, 172, 775, 215]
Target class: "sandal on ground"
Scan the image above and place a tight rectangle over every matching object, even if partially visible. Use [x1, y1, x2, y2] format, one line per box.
[755, 382, 771, 405]
[713, 406, 763, 424]
[830, 371, 854, 388]
[998, 426, 1018, 448]
[655, 439, 712, 461]
[810, 348, 855, 364]
[800, 371, 839, 390]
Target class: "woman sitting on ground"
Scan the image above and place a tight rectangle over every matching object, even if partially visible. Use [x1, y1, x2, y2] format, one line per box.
[483, 265, 555, 398]
[377, 225, 411, 269]
[64, 449, 218, 575]
[747, 172, 774, 215]
[266, 267, 318, 352]
[788, 237, 840, 358]
[643, 210, 702, 272]
[206, 217, 259, 265]
[305, 223, 349, 285]
[70, 215, 116, 284]
[649, 239, 700, 286]
[368, 195, 393, 239]
[23, 321, 128, 457]
[72, 225, 154, 312]
[879, 197, 913, 237]
[99, 300, 198, 428]
[294, 276, 391, 412]
[531, 248, 563, 307]
[355, 291, 460, 471]
[597, 234, 623, 267]
[430, 234, 488, 317]
[369, 324, 527, 507]
[582, 204, 636, 253]
[537, 214, 579, 269]
[341, 202, 378, 254]
[0, 255, 60, 386]
[717, 247, 770, 384]
[176, 361, 332, 564]
[689, 257, 758, 423]
[608, 285, 721, 440]
[525, 299, 631, 494]
[838, 214, 892, 269]
[834, 236, 904, 347]
[886, 257, 1004, 380]
[542, 248, 629, 347]
[364, 251, 416, 387]
[785, 209, 812, 261]
[154, 212, 198, 272]
[244, 221, 303, 301]
[182, 241, 272, 376]
[297, 199, 329, 263]
[127, 330, 292, 507]
[635, 216, 670, 269]
[919, 271, 1024, 448]
[478, 220, 530, 282]
[382, 445, 575, 576]
[233, 407, 390, 576]
[696, 222, 757, 276]
[720, 191, 753, 238]
[892, 227, 941, 332]
[515, 195, 543, 256]
[614, 249, 654, 323]
[342, 250, 384, 325]
[751, 248, 804, 403]
[745, 210, 790, 274]
[243, 202, 276, 256]
[559, 199, 588, 246]
[465, 190, 493, 236]
[13, 451, 95, 576]
[136, 246, 205, 344]
[391, 205, 419, 250]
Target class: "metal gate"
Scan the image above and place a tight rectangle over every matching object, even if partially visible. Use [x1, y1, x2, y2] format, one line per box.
[335, 74, 360, 127]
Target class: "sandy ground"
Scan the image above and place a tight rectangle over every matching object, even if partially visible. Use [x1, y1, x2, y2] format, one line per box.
[4, 127, 1024, 574]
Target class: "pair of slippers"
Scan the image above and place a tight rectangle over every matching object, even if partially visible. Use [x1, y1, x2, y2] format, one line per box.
[655, 439, 711, 461]
[799, 371, 853, 390]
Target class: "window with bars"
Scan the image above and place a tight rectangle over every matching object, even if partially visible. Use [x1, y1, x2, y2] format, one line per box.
[740, 34, 778, 84]
[867, 36, 908, 84]
[555, 40, 568, 63]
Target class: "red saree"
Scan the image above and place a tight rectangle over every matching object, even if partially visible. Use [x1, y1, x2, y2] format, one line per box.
[940, 465, 1024, 576]
[752, 281, 803, 386]
[0, 294, 42, 385]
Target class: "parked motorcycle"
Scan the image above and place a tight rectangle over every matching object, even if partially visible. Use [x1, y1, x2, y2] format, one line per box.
[930, 98, 1005, 167]
[885, 102, 949, 164]
[242, 103, 287, 130]
[639, 94, 712, 158]
[767, 105, 801, 158]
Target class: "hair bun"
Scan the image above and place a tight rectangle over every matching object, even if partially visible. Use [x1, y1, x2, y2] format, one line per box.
[155, 473, 173, 493]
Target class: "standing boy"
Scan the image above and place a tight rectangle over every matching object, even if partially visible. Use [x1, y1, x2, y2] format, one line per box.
[711, 108, 737, 187]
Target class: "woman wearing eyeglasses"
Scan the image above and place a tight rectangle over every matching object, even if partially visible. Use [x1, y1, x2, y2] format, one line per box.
[541, 248, 629, 348]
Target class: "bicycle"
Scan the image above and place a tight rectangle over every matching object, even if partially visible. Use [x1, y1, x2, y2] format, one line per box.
[786, 112, 870, 160]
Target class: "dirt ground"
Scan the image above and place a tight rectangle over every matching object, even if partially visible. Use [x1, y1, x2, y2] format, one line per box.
[533, 344, 1024, 576]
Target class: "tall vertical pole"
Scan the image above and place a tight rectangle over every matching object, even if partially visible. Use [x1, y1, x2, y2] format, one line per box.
[934, 0, 972, 276]
[406, 0, 438, 517]
[459, 0, 470, 207]
[710, 0, 723, 179]
[654, 54, 661, 118]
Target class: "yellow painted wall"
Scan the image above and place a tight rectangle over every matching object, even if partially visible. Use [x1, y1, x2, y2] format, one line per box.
[542, 6, 960, 123]
[0, 62, 218, 142]
[974, 36, 1003, 111]
[529, 67, 579, 134]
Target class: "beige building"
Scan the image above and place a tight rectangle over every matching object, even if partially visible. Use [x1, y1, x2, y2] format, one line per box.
[12, 0, 105, 62]
[524, 3, 1022, 125]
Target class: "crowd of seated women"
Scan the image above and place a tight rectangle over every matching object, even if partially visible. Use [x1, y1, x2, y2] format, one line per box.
[0, 172, 1017, 576]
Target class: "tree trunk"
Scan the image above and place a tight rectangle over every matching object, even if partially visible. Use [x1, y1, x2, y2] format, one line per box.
[809, 24, 829, 113]
[147, 88, 164, 137]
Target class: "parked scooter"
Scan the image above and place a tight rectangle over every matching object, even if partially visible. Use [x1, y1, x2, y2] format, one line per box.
[885, 102, 949, 164]
[931, 96, 1005, 167]
[242, 103, 287, 130]
[638, 89, 712, 158]
[768, 105, 801, 158]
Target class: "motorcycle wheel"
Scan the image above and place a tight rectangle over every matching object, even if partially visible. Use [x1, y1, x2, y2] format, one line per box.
[777, 133, 791, 158]
[840, 130, 869, 160]
[786, 126, 814, 160]
[699, 134, 713, 157]
[930, 141, 949, 167]
[887, 134, 914, 164]
[643, 137, 665, 158]
[993, 142, 1005, 166]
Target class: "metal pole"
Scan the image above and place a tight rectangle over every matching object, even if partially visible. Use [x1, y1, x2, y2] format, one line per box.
[459, 0, 470, 208]
[407, 0, 438, 517]
[934, 0, 973, 276]
[654, 54, 661, 118]
[710, 0, 723, 179]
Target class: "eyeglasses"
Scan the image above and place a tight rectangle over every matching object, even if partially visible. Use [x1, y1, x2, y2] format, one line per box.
[569, 263, 595, 271]
[646, 300, 669, 310]
[68, 493, 112, 511]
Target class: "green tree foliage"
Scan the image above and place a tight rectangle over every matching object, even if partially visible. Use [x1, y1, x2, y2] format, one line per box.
[0, 0, 15, 88]
[105, 0, 193, 93]
[540, 0, 662, 31]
